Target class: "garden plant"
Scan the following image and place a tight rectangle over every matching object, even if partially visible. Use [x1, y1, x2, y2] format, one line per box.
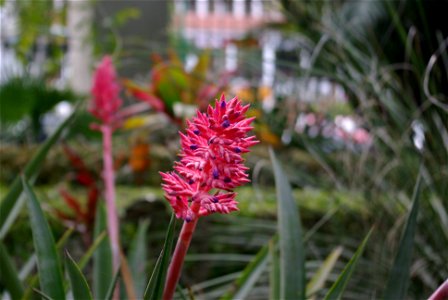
[0, 1, 447, 300]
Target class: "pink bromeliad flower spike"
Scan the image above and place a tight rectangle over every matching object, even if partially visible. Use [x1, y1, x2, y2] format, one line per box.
[161, 94, 259, 300]
[89, 56, 122, 282]
[90, 56, 122, 126]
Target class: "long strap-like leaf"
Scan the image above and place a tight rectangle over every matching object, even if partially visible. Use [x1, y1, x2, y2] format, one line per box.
[324, 228, 374, 300]
[23, 177, 66, 300]
[65, 251, 93, 300]
[220, 236, 276, 300]
[143, 214, 177, 300]
[0, 105, 78, 235]
[129, 220, 150, 298]
[270, 148, 306, 300]
[93, 202, 113, 300]
[383, 170, 422, 299]
[0, 241, 24, 300]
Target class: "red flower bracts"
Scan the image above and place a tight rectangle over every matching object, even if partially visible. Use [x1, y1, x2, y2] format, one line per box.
[160, 95, 258, 221]
[90, 56, 122, 125]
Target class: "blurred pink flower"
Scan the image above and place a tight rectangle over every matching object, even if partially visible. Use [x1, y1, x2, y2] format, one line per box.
[160, 95, 258, 221]
[90, 56, 122, 124]
[352, 128, 372, 145]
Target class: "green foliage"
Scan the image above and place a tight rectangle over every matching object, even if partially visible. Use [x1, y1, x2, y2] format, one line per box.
[0, 242, 24, 300]
[306, 246, 343, 298]
[220, 237, 273, 300]
[22, 177, 65, 300]
[0, 76, 77, 139]
[324, 229, 373, 300]
[384, 170, 423, 299]
[143, 214, 177, 300]
[270, 148, 305, 300]
[93, 202, 113, 300]
[65, 251, 93, 300]
[12, 0, 53, 61]
[20, 228, 74, 299]
[105, 268, 121, 300]
[129, 220, 150, 298]
[269, 240, 280, 300]
[0, 105, 77, 238]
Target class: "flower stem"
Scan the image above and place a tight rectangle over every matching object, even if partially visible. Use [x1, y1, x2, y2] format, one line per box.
[101, 125, 120, 272]
[429, 279, 448, 300]
[163, 217, 198, 300]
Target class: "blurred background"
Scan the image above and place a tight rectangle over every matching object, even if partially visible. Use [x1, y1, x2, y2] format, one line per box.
[1, 0, 447, 299]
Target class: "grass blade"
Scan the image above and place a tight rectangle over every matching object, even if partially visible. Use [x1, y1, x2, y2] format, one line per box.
[22, 176, 65, 300]
[307, 246, 344, 297]
[65, 251, 93, 300]
[93, 202, 113, 299]
[220, 237, 274, 300]
[0, 241, 24, 300]
[129, 220, 150, 297]
[269, 148, 305, 300]
[143, 214, 177, 300]
[105, 268, 121, 300]
[383, 171, 423, 300]
[0, 107, 77, 234]
[324, 228, 374, 300]
[78, 231, 107, 270]
[21, 228, 74, 300]
[32, 289, 54, 300]
[19, 228, 74, 280]
[269, 239, 280, 300]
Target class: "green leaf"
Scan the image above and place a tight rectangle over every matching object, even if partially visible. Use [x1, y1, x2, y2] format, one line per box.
[383, 171, 422, 300]
[269, 148, 306, 300]
[21, 228, 74, 300]
[143, 214, 177, 300]
[307, 246, 344, 297]
[20, 228, 74, 280]
[220, 237, 274, 300]
[0, 105, 77, 236]
[78, 231, 107, 270]
[176, 284, 189, 300]
[269, 239, 280, 300]
[93, 202, 113, 300]
[105, 268, 121, 300]
[22, 177, 65, 300]
[0, 241, 24, 300]
[324, 228, 374, 300]
[129, 220, 150, 298]
[65, 251, 93, 300]
[32, 288, 54, 300]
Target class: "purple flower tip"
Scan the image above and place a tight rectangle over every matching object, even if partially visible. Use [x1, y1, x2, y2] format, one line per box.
[212, 197, 219, 203]
[193, 129, 200, 135]
[222, 119, 230, 128]
[224, 177, 231, 183]
[220, 100, 226, 109]
[190, 144, 198, 150]
[234, 147, 241, 153]
[213, 169, 219, 179]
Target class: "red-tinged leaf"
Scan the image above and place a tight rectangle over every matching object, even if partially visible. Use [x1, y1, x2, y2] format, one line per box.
[86, 186, 99, 225]
[60, 189, 85, 219]
[75, 171, 95, 187]
[62, 144, 95, 186]
[53, 209, 74, 222]
[62, 144, 86, 170]
[123, 79, 166, 112]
